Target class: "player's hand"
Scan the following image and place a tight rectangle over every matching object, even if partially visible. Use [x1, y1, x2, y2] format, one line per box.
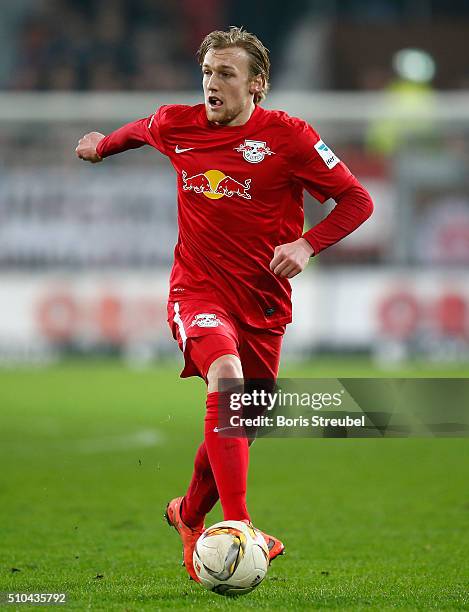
[269, 238, 314, 278]
[75, 132, 105, 163]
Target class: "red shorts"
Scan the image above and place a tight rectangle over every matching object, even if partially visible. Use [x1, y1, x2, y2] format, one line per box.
[167, 300, 285, 381]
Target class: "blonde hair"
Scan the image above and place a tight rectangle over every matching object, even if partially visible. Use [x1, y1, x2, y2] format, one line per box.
[197, 26, 270, 104]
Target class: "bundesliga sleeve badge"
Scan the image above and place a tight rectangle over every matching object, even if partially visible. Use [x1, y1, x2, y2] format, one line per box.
[234, 140, 275, 164]
[314, 139, 340, 169]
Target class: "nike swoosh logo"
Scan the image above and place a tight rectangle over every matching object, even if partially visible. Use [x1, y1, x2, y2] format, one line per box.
[213, 426, 232, 433]
[175, 145, 195, 153]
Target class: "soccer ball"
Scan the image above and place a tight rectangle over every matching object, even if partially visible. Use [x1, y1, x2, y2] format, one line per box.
[193, 520, 269, 596]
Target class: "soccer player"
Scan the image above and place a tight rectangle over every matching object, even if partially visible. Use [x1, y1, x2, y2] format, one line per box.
[76, 27, 373, 581]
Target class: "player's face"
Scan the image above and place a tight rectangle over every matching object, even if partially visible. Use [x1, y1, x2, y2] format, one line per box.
[202, 47, 259, 127]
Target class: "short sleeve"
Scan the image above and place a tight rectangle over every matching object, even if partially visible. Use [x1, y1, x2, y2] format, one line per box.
[288, 119, 355, 203]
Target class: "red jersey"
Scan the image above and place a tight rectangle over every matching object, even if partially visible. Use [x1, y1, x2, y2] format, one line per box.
[97, 103, 368, 328]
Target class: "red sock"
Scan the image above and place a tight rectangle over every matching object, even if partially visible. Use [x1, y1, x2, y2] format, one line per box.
[203, 391, 250, 521]
[181, 442, 219, 528]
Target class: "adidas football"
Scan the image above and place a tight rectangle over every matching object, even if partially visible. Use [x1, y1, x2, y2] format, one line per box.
[193, 520, 269, 596]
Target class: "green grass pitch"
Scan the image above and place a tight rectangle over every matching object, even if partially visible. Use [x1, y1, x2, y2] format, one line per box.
[1, 359, 468, 610]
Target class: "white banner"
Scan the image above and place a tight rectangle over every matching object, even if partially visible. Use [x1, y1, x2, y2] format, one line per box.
[0, 167, 177, 266]
[0, 269, 468, 361]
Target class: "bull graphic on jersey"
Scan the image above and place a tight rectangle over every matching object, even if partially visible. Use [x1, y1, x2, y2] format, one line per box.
[234, 140, 275, 163]
[190, 313, 225, 328]
[215, 176, 251, 199]
[182, 170, 252, 200]
[181, 171, 212, 193]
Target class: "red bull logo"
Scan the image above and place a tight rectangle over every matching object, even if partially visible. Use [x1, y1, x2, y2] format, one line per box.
[181, 171, 211, 194]
[182, 169, 252, 200]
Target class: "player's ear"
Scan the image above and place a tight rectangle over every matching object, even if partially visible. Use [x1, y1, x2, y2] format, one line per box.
[249, 74, 263, 95]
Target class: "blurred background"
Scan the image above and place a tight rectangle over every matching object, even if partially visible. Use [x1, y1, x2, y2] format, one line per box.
[1, 0, 469, 370]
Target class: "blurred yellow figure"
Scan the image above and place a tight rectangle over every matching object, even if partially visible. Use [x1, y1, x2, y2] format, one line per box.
[367, 48, 437, 156]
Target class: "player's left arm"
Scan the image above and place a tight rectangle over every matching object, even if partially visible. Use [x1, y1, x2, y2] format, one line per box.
[269, 236, 314, 279]
[300, 180, 374, 257]
[270, 123, 374, 279]
[270, 180, 373, 278]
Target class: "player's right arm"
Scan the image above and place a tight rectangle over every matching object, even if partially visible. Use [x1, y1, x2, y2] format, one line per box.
[75, 109, 167, 163]
[75, 132, 105, 163]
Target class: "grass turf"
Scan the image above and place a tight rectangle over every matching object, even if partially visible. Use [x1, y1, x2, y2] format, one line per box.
[0, 359, 468, 610]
